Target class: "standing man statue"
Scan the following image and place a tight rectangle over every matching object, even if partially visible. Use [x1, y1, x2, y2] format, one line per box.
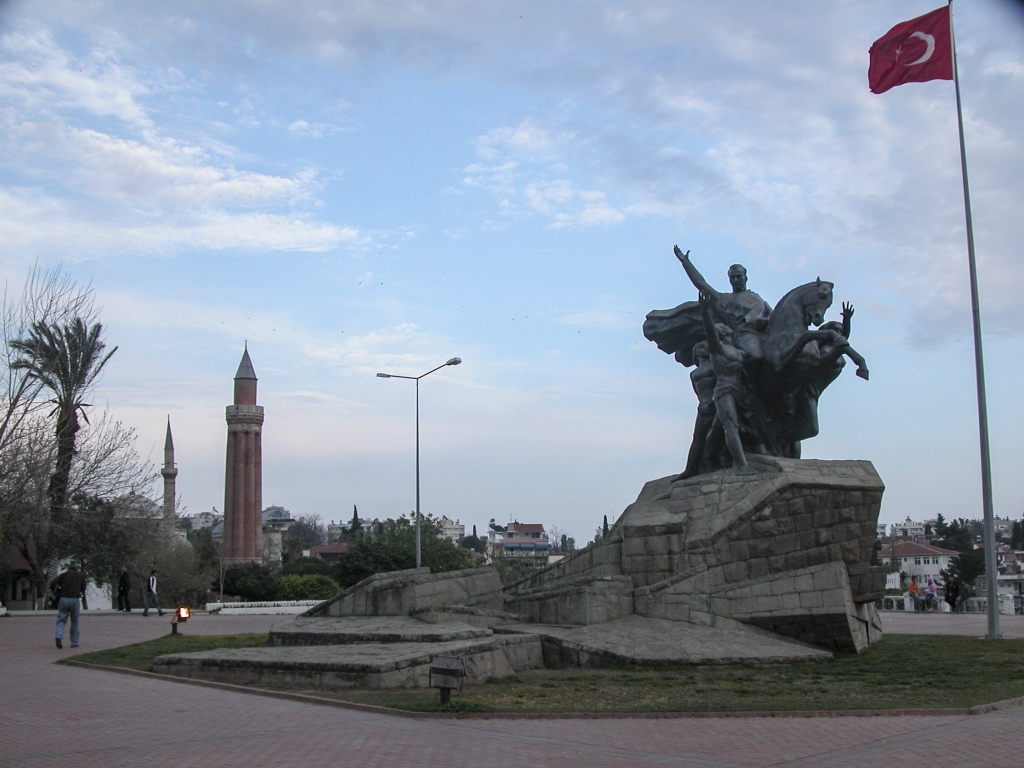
[674, 246, 772, 362]
[699, 294, 756, 475]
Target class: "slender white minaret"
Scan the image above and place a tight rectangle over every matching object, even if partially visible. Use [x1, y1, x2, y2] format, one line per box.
[161, 417, 178, 542]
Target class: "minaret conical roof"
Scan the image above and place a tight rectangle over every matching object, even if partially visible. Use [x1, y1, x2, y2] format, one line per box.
[235, 346, 257, 380]
[164, 418, 174, 451]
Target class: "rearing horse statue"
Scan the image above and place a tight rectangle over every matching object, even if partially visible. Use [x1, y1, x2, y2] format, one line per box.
[762, 278, 869, 382]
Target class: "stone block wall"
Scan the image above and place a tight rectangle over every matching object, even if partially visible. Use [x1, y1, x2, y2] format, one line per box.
[494, 458, 885, 652]
[504, 575, 634, 625]
[502, 538, 623, 595]
[303, 567, 503, 618]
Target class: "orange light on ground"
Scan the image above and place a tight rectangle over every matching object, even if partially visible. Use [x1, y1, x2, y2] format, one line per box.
[176, 607, 191, 622]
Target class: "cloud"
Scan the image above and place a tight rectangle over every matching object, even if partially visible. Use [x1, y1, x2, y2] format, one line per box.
[0, 27, 152, 127]
[464, 122, 624, 228]
[0, 187, 361, 255]
[0, 24, 360, 257]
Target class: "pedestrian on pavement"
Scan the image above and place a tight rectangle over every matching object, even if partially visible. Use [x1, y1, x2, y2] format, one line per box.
[117, 565, 132, 612]
[956, 580, 974, 613]
[945, 576, 960, 613]
[50, 563, 88, 649]
[143, 568, 164, 617]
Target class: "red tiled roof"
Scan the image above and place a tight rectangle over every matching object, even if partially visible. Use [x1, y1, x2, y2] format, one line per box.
[882, 542, 959, 557]
[2, 548, 31, 572]
[309, 542, 347, 556]
[510, 523, 545, 533]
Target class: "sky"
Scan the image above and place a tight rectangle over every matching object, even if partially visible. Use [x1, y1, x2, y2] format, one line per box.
[1, 0, 1023, 543]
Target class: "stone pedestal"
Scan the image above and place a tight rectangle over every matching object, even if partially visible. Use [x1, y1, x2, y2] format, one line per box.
[504, 456, 887, 653]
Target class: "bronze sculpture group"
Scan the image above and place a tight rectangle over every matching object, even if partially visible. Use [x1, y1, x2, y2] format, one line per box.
[644, 247, 869, 478]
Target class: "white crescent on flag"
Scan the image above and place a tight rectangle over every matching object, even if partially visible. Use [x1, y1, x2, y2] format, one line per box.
[904, 31, 935, 66]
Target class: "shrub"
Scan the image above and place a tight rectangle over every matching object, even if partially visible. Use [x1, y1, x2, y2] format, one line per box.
[221, 562, 279, 601]
[277, 574, 339, 601]
[333, 514, 476, 588]
[282, 557, 334, 578]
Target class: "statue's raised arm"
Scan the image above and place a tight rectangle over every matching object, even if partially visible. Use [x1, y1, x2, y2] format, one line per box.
[675, 246, 720, 300]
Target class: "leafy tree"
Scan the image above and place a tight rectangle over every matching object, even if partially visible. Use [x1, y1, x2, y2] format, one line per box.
[934, 518, 974, 554]
[149, 543, 215, 608]
[282, 556, 334, 577]
[1012, 520, 1024, 550]
[188, 527, 220, 571]
[66, 494, 136, 587]
[350, 505, 362, 535]
[460, 533, 486, 553]
[948, 548, 986, 585]
[333, 514, 475, 588]
[11, 317, 117, 529]
[277, 574, 339, 600]
[494, 557, 540, 586]
[934, 513, 947, 537]
[283, 514, 325, 556]
[221, 561, 279, 601]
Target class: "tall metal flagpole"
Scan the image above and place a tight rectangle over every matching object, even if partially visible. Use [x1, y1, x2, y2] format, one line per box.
[949, 0, 1000, 639]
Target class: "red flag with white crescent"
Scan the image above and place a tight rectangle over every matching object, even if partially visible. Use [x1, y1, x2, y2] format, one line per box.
[869, 6, 953, 94]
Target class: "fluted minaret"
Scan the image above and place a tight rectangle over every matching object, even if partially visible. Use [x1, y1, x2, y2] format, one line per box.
[222, 345, 264, 564]
[161, 417, 178, 542]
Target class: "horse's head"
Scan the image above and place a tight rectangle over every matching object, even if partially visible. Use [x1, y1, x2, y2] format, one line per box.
[768, 278, 835, 335]
[804, 277, 834, 327]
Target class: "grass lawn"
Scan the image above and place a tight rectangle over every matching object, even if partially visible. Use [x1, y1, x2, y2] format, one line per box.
[67, 633, 268, 671]
[70, 633, 1024, 713]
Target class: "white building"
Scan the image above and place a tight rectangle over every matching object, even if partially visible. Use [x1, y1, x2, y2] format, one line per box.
[438, 516, 465, 542]
[890, 517, 926, 539]
[881, 541, 958, 582]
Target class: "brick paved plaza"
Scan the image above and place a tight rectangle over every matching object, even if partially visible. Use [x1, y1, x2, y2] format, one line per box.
[3, 611, 1023, 767]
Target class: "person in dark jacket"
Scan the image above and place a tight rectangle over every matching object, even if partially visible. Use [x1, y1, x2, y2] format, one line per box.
[50, 563, 88, 649]
[116, 566, 132, 612]
[945, 577, 960, 613]
[143, 569, 164, 617]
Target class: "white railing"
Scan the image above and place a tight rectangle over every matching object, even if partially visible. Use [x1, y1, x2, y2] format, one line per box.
[205, 600, 321, 611]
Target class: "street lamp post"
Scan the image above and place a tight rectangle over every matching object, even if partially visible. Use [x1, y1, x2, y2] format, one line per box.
[377, 357, 461, 568]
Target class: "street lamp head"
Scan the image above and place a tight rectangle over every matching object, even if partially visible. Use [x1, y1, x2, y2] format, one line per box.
[376, 373, 391, 378]
[446, 357, 462, 366]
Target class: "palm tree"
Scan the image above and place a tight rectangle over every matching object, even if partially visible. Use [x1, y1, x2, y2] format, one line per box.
[11, 318, 117, 522]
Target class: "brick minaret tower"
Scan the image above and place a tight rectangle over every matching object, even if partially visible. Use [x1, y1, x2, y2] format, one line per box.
[161, 417, 178, 542]
[222, 346, 264, 564]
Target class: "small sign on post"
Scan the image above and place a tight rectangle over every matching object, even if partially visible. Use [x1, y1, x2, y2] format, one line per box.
[429, 654, 466, 706]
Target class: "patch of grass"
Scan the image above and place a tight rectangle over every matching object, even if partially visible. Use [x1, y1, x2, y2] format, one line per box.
[72, 633, 1024, 714]
[66, 633, 268, 671]
[285, 635, 1024, 713]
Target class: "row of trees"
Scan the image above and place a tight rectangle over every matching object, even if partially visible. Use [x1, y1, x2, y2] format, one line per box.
[0, 267, 159, 605]
[215, 514, 477, 601]
[932, 514, 987, 585]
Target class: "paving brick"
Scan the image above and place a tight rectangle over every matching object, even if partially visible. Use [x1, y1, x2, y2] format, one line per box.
[4, 613, 1024, 768]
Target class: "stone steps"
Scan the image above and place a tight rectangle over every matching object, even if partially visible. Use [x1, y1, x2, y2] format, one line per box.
[268, 615, 492, 646]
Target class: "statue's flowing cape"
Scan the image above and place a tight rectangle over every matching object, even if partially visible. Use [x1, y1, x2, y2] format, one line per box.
[643, 301, 704, 367]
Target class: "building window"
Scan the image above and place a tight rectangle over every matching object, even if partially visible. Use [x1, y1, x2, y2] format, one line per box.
[914, 557, 921, 565]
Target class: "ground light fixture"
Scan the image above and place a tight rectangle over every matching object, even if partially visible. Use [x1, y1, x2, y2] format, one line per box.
[376, 357, 462, 568]
[170, 606, 191, 635]
[429, 654, 466, 706]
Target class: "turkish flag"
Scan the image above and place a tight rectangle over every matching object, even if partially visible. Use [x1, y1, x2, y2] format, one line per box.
[869, 6, 953, 94]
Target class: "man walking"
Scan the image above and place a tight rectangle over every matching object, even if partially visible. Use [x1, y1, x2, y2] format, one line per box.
[142, 568, 164, 617]
[50, 563, 88, 649]
[117, 566, 132, 612]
